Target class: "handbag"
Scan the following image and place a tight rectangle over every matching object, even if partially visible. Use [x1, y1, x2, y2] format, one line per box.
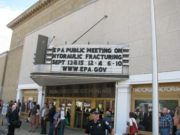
[65, 116, 69, 125]
[130, 121, 138, 134]
[12, 120, 22, 128]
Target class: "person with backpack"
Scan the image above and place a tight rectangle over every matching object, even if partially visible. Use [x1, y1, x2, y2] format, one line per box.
[103, 110, 113, 135]
[128, 112, 138, 135]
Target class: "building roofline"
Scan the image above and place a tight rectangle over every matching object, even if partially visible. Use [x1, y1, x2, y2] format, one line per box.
[0, 51, 8, 57]
[7, 0, 57, 29]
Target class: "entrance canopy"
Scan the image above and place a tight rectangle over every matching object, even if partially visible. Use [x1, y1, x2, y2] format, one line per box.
[31, 72, 128, 86]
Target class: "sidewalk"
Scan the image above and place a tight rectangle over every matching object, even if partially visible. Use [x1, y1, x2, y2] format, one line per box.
[0, 116, 84, 135]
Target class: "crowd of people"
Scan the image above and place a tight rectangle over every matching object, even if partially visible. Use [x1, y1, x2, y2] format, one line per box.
[3, 100, 115, 135]
[128, 107, 180, 135]
[27, 102, 67, 135]
[1, 99, 180, 135]
[3, 100, 67, 135]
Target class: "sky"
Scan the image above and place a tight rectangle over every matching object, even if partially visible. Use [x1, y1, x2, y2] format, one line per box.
[0, 0, 38, 54]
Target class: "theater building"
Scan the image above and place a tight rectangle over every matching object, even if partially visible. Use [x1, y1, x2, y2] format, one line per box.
[1, 0, 180, 134]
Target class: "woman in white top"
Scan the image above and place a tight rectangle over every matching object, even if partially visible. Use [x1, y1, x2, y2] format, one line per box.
[128, 112, 138, 135]
[55, 106, 66, 135]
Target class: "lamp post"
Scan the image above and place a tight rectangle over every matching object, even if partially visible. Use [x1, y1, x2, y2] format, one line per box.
[150, 0, 159, 135]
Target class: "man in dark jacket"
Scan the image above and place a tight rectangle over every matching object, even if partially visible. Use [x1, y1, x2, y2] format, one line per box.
[7, 104, 19, 135]
[48, 103, 56, 135]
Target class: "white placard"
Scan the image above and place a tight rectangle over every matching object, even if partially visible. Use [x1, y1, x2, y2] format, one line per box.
[1, 103, 8, 115]
[51, 45, 129, 75]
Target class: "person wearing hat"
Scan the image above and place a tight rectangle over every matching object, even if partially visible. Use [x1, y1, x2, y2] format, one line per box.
[85, 109, 112, 135]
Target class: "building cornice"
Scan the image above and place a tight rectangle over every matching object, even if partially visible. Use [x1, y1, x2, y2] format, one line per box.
[0, 51, 8, 57]
[130, 71, 180, 84]
[7, 0, 57, 28]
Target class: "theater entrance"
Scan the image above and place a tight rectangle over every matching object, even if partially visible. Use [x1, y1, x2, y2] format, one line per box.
[45, 82, 115, 128]
[46, 97, 115, 129]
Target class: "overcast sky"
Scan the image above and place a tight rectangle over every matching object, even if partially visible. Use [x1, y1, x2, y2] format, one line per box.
[0, 0, 38, 54]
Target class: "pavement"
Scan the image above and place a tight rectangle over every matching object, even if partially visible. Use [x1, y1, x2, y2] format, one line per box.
[0, 116, 84, 135]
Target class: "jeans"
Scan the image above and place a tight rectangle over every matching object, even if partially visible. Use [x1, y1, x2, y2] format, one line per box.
[58, 120, 65, 135]
[41, 117, 47, 134]
[8, 124, 15, 135]
[48, 121, 54, 135]
[160, 128, 170, 135]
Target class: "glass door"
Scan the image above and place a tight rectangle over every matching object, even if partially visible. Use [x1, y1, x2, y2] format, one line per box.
[74, 99, 83, 128]
[74, 99, 91, 128]
[59, 98, 73, 126]
[82, 100, 91, 128]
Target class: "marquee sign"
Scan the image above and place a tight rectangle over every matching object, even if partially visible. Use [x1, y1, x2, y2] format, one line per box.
[51, 45, 129, 75]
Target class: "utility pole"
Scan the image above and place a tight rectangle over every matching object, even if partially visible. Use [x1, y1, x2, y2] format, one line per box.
[150, 0, 159, 134]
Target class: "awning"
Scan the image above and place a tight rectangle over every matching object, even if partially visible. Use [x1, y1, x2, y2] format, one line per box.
[31, 72, 129, 86]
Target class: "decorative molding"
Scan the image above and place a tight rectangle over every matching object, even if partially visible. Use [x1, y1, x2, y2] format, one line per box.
[133, 86, 180, 93]
[7, 0, 58, 28]
[17, 83, 41, 90]
[7, 0, 98, 29]
[0, 51, 8, 57]
[130, 71, 180, 84]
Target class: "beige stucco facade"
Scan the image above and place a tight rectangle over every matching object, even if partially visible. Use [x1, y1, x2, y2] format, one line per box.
[0, 53, 7, 85]
[2, 47, 23, 102]
[3, 0, 94, 102]
[0, 52, 8, 98]
[18, 0, 180, 85]
[1, 0, 180, 105]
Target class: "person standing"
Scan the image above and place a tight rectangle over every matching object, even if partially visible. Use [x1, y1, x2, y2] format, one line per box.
[173, 107, 180, 135]
[35, 104, 40, 128]
[29, 102, 37, 132]
[48, 103, 56, 135]
[40, 103, 49, 134]
[128, 112, 138, 135]
[54, 107, 60, 135]
[7, 104, 19, 135]
[55, 105, 66, 135]
[147, 111, 152, 132]
[66, 109, 71, 126]
[6, 101, 14, 124]
[17, 99, 21, 113]
[103, 110, 113, 135]
[159, 107, 173, 135]
[111, 128, 114, 135]
[85, 109, 112, 135]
